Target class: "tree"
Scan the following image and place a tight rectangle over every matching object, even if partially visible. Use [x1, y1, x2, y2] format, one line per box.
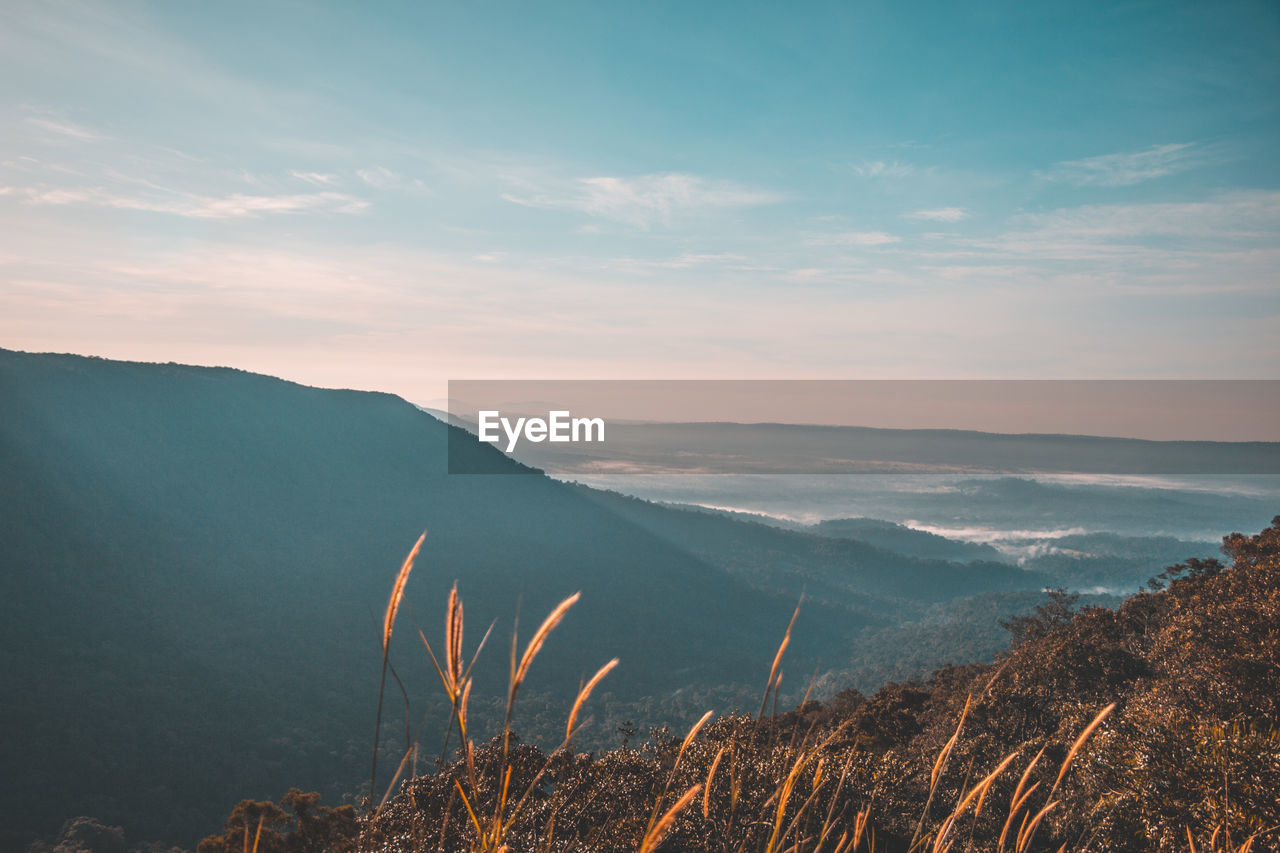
[999, 588, 1079, 647]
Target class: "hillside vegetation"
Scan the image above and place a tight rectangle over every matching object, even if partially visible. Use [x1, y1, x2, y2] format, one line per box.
[197, 518, 1280, 852]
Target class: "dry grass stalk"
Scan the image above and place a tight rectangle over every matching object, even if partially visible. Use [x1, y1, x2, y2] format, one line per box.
[243, 815, 264, 853]
[932, 696, 973, 792]
[383, 533, 426, 653]
[375, 744, 418, 814]
[1186, 825, 1262, 853]
[956, 751, 1018, 819]
[815, 804, 870, 853]
[501, 592, 582, 771]
[1016, 800, 1058, 852]
[766, 749, 810, 853]
[768, 722, 856, 853]
[445, 591, 590, 851]
[515, 592, 581, 690]
[639, 784, 701, 853]
[909, 696, 972, 852]
[1009, 702, 1114, 853]
[812, 753, 858, 852]
[759, 598, 802, 719]
[677, 709, 715, 769]
[998, 746, 1046, 852]
[565, 657, 620, 745]
[454, 779, 483, 838]
[1051, 702, 1116, 794]
[639, 711, 718, 849]
[852, 805, 871, 848]
[371, 533, 427, 809]
[998, 780, 1041, 852]
[703, 745, 727, 818]
[1011, 746, 1045, 815]
[419, 593, 493, 760]
[930, 751, 1019, 853]
[446, 582, 463, 692]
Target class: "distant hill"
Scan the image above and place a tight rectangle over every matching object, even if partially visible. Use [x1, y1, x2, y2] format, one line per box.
[498, 419, 1280, 475]
[0, 350, 1044, 848]
[1017, 531, 1222, 591]
[566, 489, 1028, 611]
[806, 517, 1007, 563]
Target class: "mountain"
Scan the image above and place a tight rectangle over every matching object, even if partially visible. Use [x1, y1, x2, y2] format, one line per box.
[563, 489, 1028, 612]
[0, 350, 1043, 848]
[1017, 531, 1223, 591]
[496, 419, 1280, 476]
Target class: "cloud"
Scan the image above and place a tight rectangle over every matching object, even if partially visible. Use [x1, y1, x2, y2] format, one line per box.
[917, 191, 1280, 295]
[356, 166, 429, 193]
[806, 231, 900, 246]
[289, 171, 339, 186]
[606, 252, 756, 273]
[25, 116, 105, 141]
[1042, 143, 1204, 187]
[16, 185, 370, 218]
[906, 207, 968, 222]
[850, 160, 915, 179]
[993, 190, 1280, 248]
[356, 166, 400, 188]
[503, 172, 780, 228]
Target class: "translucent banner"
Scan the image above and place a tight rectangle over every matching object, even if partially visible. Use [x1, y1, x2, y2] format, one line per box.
[443, 380, 1280, 475]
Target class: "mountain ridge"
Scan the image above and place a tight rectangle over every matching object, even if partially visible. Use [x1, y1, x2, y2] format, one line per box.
[1, 348, 1050, 847]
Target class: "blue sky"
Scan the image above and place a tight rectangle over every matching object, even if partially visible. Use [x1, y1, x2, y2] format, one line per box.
[2, 0, 1278, 401]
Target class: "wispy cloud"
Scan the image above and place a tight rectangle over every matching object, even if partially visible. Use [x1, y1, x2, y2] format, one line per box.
[1041, 143, 1205, 187]
[651, 252, 750, 269]
[289, 170, 339, 186]
[850, 160, 915, 179]
[25, 116, 106, 141]
[356, 166, 429, 192]
[357, 166, 400, 189]
[993, 190, 1280, 248]
[503, 172, 780, 228]
[906, 207, 968, 222]
[805, 230, 900, 246]
[15, 185, 370, 218]
[602, 252, 761, 274]
[917, 191, 1280, 295]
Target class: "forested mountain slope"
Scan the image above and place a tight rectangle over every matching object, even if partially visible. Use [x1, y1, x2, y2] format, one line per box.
[0, 350, 1038, 847]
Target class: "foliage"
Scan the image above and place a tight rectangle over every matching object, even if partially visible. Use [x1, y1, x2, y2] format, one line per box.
[998, 588, 1079, 647]
[194, 789, 358, 853]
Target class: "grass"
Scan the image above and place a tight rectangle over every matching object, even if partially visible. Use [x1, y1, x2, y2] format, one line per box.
[362, 539, 1135, 853]
[204, 532, 1277, 853]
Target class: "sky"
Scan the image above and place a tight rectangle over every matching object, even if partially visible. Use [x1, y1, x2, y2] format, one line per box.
[2, 0, 1279, 405]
